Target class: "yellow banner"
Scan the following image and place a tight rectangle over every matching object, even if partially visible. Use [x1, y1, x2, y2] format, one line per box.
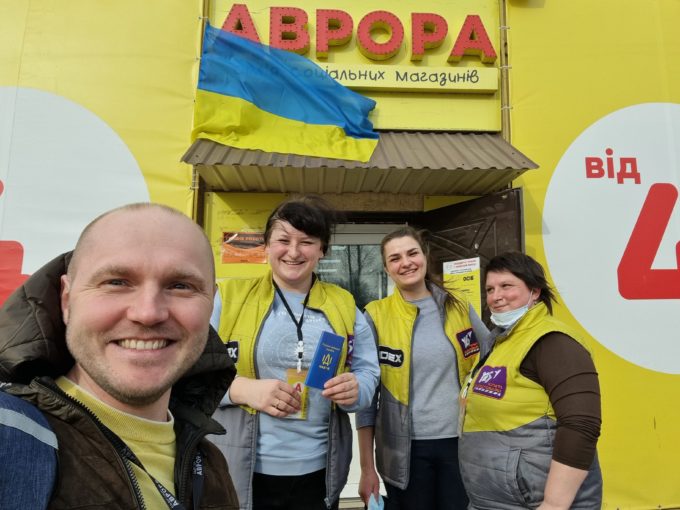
[0, 0, 201, 278]
[323, 63, 498, 93]
[510, 2, 680, 507]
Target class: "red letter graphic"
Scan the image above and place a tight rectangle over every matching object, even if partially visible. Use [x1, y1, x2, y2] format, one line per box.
[618, 183, 680, 299]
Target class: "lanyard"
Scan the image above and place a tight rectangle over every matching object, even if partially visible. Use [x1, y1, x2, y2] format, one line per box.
[119, 442, 203, 510]
[40, 377, 204, 509]
[461, 345, 494, 398]
[273, 276, 314, 373]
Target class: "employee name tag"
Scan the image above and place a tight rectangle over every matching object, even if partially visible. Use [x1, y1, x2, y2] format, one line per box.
[283, 368, 309, 420]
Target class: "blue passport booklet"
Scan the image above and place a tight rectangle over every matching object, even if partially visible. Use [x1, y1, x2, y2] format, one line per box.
[305, 331, 345, 390]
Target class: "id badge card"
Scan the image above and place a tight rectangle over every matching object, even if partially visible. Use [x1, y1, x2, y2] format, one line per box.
[282, 368, 309, 420]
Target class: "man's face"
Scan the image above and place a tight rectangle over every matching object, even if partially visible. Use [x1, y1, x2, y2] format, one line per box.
[61, 208, 215, 416]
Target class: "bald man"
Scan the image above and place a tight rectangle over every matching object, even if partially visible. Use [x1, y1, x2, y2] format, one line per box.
[0, 203, 239, 509]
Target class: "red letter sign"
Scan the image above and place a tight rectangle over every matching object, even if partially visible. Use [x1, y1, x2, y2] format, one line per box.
[270, 7, 309, 54]
[449, 15, 497, 63]
[222, 3, 261, 43]
[411, 13, 448, 61]
[357, 11, 404, 61]
[316, 9, 353, 59]
[618, 183, 680, 299]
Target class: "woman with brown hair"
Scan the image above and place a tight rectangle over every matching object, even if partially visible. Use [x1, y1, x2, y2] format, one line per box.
[357, 226, 487, 510]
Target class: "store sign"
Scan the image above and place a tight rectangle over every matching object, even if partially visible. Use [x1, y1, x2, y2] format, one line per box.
[220, 4, 498, 94]
[321, 63, 497, 93]
[223, 5, 496, 63]
[443, 257, 482, 317]
[212, 0, 500, 130]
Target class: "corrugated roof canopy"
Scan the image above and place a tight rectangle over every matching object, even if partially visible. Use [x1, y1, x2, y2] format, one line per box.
[182, 131, 538, 196]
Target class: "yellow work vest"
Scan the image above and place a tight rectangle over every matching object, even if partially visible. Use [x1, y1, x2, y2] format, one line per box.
[463, 302, 589, 433]
[215, 271, 356, 413]
[365, 287, 479, 406]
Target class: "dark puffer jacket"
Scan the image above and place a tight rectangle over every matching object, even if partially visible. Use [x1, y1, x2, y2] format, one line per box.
[0, 253, 240, 509]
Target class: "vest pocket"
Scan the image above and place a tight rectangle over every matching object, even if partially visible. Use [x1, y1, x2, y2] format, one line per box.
[514, 447, 550, 506]
[505, 448, 529, 505]
[459, 442, 534, 507]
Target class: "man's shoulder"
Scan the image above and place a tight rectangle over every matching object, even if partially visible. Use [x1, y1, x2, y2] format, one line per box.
[0, 387, 58, 509]
[1, 385, 41, 413]
[0, 384, 58, 448]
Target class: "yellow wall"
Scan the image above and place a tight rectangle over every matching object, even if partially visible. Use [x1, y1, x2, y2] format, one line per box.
[205, 192, 286, 278]
[0, 0, 201, 213]
[4, 2, 679, 506]
[508, 2, 680, 508]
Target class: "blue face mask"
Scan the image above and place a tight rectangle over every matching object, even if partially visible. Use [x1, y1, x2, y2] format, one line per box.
[367, 494, 384, 510]
[490, 294, 535, 328]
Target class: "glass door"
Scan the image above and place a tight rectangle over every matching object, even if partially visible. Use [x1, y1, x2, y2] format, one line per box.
[317, 224, 403, 309]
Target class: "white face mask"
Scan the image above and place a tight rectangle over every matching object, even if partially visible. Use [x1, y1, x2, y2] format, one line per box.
[490, 293, 535, 328]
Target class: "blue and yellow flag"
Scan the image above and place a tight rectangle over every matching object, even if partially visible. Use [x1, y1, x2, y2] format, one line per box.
[193, 24, 378, 162]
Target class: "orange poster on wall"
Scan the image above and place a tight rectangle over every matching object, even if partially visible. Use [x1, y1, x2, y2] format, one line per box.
[221, 232, 266, 263]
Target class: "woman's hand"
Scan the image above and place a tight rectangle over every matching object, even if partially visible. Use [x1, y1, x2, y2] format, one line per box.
[229, 377, 301, 417]
[537, 503, 567, 510]
[537, 460, 589, 510]
[358, 467, 381, 506]
[322, 372, 359, 406]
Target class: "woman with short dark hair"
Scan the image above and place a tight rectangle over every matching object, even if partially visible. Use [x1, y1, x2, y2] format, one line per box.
[210, 195, 380, 510]
[459, 252, 603, 509]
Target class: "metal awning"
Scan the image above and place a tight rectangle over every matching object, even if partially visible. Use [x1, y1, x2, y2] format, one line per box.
[182, 131, 538, 196]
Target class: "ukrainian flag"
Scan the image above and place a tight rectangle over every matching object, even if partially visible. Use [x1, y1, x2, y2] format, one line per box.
[193, 24, 378, 162]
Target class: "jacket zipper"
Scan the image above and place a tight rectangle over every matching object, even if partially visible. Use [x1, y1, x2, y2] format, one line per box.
[34, 378, 147, 510]
[176, 427, 208, 506]
[403, 305, 419, 487]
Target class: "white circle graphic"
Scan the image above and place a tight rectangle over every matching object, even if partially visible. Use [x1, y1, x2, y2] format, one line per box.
[543, 103, 680, 374]
[0, 87, 150, 273]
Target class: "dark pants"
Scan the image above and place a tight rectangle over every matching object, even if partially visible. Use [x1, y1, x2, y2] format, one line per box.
[252, 469, 339, 510]
[384, 438, 469, 510]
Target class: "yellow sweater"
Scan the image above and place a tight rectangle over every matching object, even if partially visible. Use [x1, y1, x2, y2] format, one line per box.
[57, 377, 176, 509]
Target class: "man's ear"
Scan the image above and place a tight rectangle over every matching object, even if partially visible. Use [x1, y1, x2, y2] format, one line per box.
[61, 274, 71, 324]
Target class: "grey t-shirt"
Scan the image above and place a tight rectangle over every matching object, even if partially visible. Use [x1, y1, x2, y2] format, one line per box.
[410, 295, 461, 439]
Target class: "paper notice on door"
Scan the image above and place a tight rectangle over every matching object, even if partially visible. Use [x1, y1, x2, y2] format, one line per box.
[443, 257, 482, 317]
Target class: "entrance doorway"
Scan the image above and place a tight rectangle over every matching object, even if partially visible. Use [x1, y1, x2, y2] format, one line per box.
[319, 224, 403, 502]
[319, 188, 524, 317]
[319, 224, 405, 309]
